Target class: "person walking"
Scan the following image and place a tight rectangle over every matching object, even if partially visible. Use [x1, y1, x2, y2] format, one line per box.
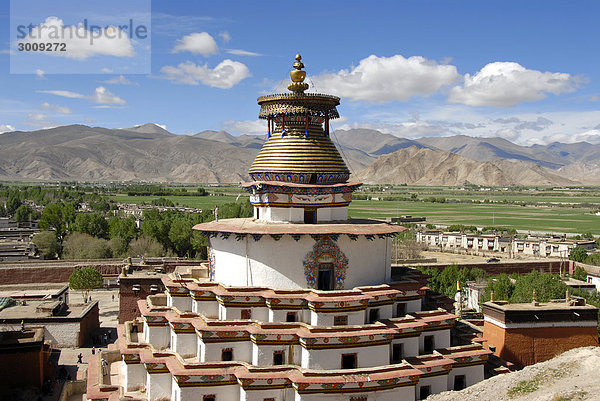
[91, 347, 95, 355]
[77, 353, 83, 364]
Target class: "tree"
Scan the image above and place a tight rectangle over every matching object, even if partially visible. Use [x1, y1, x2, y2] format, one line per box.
[69, 267, 103, 303]
[169, 217, 193, 257]
[62, 233, 113, 259]
[13, 204, 38, 222]
[509, 270, 567, 303]
[5, 194, 22, 216]
[128, 235, 165, 257]
[32, 231, 61, 259]
[109, 216, 138, 244]
[483, 274, 514, 302]
[73, 213, 109, 239]
[572, 266, 588, 282]
[569, 246, 588, 263]
[39, 202, 76, 241]
[108, 237, 128, 258]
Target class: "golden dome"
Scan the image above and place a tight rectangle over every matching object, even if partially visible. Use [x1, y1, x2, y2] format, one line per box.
[249, 54, 349, 184]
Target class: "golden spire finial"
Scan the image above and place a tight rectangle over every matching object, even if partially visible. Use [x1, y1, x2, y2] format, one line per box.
[288, 53, 309, 93]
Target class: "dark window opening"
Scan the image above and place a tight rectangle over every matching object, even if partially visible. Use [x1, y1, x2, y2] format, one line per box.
[317, 263, 334, 290]
[203, 396, 216, 401]
[368, 308, 380, 323]
[334, 315, 348, 325]
[419, 386, 431, 400]
[221, 348, 233, 361]
[391, 343, 403, 363]
[241, 309, 252, 319]
[454, 375, 466, 391]
[304, 210, 316, 224]
[286, 312, 297, 322]
[273, 351, 284, 365]
[309, 174, 317, 184]
[341, 353, 357, 369]
[424, 335, 435, 354]
[396, 302, 406, 317]
[256, 207, 260, 220]
[350, 397, 367, 401]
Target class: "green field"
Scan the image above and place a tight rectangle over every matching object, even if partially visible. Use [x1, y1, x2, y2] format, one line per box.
[349, 200, 600, 234]
[109, 185, 600, 235]
[110, 194, 241, 209]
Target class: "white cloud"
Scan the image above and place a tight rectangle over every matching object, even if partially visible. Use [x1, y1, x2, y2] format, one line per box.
[38, 89, 85, 99]
[218, 31, 231, 43]
[18, 17, 135, 60]
[172, 32, 218, 56]
[589, 95, 599, 102]
[221, 119, 265, 135]
[544, 129, 600, 145]
[226, 49, 261, 56]
[24, 113, 56, 128]
[92, 86, 126, 105]
[38, 86, 125, 105]
[448, 62, 578, 107]
[103, 75, 138, 85]
[101, 68, 114, 73]
[311, 54, 460, 102]
[41, 102, 72, 114]
[0, 124, 15, 133]
[161, 59, 250, 88]
[35, 69, 45, 79]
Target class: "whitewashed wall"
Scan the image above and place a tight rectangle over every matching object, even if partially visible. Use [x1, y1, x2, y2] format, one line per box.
[296, 386, 415, 401]
[144, 322, 170, 350]
[200, 341, 253, 364]
[121, 361, 146, 392]
[309, 309, 365, 326]
[174, 381, 240, 401]
[146, 372, 171, 401]
[211, 235, 391, 290]
[391, 337, 420, 359]
[419, 329, 450, 354]
[168, 293, 192, 313]
[241, 387, 292, 401]
[192, 299, 219, 318]
[416, 375, 447, 399]
[447, 365, 484, 389]
[172, 332, 197, 358]
[300, 343, 389, 369]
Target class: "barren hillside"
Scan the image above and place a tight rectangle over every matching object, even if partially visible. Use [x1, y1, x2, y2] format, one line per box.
[355, 146, 577, 186]
[428, 347, 600, 401]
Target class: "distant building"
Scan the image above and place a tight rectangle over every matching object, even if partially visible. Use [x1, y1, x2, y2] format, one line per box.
[0, 217, 39, 262]
[482, 298, 598, 369]
[416, 230, 596, 259]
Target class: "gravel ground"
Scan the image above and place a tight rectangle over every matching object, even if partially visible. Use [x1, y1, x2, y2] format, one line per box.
[427, 347, 600, 401]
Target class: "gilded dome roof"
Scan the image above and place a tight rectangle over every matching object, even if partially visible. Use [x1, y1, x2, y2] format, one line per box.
[249, 54, 349, 185]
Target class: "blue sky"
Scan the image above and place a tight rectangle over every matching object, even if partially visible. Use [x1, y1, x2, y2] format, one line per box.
[1, 0, 599, 145]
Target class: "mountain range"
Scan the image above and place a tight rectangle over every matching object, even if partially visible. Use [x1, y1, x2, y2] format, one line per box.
[1, 123, 599, 186]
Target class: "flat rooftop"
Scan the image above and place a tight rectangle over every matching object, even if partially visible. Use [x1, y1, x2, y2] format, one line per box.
[194, 217, 404, 235]
[483, 300, 597, 311]
[0, 299, 97, 320]
[0, 283, 67, 299]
